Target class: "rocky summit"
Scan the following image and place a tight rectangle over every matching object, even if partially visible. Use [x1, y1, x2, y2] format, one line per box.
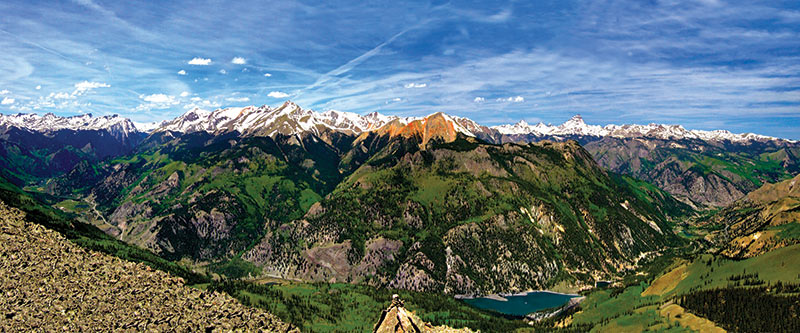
[0, 200, 295, 332]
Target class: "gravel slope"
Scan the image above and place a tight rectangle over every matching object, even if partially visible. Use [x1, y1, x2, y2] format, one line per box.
[0, 200, 296, 332]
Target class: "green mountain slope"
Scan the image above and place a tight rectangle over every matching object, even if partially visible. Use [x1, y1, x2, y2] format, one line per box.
[83, 130, 366, 262]
[244, 129, 691, 294]
[702, 173, 800, 258]
[562, 244, 800, 332]
[0, 126, 143, 187]
[58, 114, 693, 295]
[584, 136, 800, 208]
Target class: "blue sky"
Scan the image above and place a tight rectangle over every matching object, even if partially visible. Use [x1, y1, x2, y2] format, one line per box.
[0, 0, 798, 139]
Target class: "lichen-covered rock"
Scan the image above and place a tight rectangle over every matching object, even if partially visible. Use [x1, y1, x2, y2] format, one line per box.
[0, 200, 296, 332]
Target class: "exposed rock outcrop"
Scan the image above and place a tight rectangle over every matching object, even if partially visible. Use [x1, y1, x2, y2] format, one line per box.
[373, 295, 473, 333]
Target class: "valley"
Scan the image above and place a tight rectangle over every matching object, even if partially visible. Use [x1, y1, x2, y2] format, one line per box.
[4, 1, 799, 331]
[2, 105, 798, 331]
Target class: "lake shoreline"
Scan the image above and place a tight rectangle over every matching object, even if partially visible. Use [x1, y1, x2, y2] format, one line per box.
[456, 290, 582, 317]
[454, 290, 580, 301]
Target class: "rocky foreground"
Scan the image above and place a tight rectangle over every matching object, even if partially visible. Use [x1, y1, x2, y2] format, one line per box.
[373, 295, 472, 333]
[0, 200, 295, 332]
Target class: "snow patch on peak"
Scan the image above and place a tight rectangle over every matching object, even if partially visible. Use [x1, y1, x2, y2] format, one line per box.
[491, 115, 789, 143]
[0, 112, 137, 134]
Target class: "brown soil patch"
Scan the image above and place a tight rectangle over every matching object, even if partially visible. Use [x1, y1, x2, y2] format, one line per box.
[660, 303, 725, 333]
[642, 263, 687, 296]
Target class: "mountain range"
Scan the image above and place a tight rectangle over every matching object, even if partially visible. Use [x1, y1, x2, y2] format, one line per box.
[126, 101, 790, 144]
[4, 102, 797, 208]
[0, 112, 144, 186]
[3, 102, 792, 145]
[2, 102, 799, 330]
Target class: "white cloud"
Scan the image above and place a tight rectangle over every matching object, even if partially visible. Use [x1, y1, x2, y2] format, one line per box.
[183, 98, 221, 110]
[497, 96, 524, 103]
[35, 85, 41, 90]
[188, 57, 212, 65]
[178, 70, 187, 75]
[226, 97, 250, 102]
[141, 93, 177, 104]
[473, 97, 485, 103]
[404, 83, 427, 88]
[1, 97, 15, 105]
[392, 97, 402, 102]
[137, 93, 180, 111]
[50, 92, 74, 99]
[73, 81, 110, 95]
[231, 57, 246, 65]
[180, 91, 190, 97]
[0, 90, 9, 95]
[219, 69, 227, 74]
[268, 91, 289, 98]
[264, 73, 272, 77]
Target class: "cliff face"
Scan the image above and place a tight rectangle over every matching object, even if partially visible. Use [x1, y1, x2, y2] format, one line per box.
[0, 200, 295, 332]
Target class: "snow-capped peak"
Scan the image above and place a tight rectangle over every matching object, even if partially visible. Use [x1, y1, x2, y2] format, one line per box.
[147, 101, 792, 144]
[153, 101, 403, 137]
[494, 120, 534, 135]
[0, 112, 137, 134]
[490, 115, 788, 143]
[132, 121, 164, 133]
[555, 114, 608, 136]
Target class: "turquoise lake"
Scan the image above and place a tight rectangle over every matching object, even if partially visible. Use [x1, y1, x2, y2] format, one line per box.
[461, 291, 578, 317]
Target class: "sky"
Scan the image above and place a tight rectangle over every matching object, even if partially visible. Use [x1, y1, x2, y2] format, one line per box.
[0, 0, 798, 139]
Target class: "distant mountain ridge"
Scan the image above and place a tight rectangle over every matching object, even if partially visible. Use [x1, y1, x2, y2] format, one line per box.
[492, 115, 787, 143]
[2, 102, 793, 144]
[0, 112, 146, 186]
[149, 102, 791, 143]
[0, 112, 139, 142]
[3, 103, 798, 208]
[140, 103, 797, 208]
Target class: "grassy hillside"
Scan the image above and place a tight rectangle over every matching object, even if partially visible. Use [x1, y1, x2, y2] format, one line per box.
[700, 173, 800, 257]
[77, 131, 363, 263]
[563, 244, 800, 332]
[585, 137, 800, 208]
[204, 280, 530, 332]
[0, 127, 142, 186]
